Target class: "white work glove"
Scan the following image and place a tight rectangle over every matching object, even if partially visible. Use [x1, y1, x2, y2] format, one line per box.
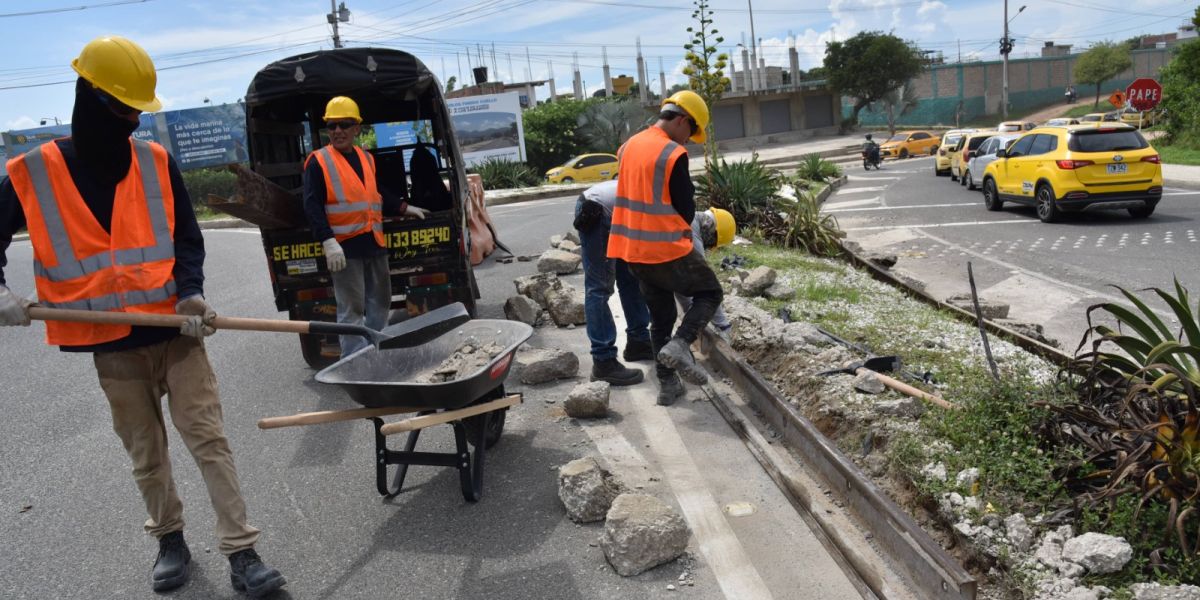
[0, 285, 32, 327]
[322, 238, 347, 272]
[175, 294, 216, 338]
[403, 204, 429, 219]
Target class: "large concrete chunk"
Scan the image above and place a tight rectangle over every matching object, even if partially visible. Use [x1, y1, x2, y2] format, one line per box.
[515, 347, 579, 384]
[537, 249, 582, 275]
[513, 273, 562, 308]
[945, 294, 1010, 320]
[545, 286, 587, 326]
[1130, 582, 1200, 600]
[1061, 532, 1132, 575]
[564, 381, 610, 418]
[503, 295, 541, 325]
[601, 493, 691, 576]
[1004, 513, 1035, 552]
[741, 266, 777, 297]
[558, 457, 622, 523]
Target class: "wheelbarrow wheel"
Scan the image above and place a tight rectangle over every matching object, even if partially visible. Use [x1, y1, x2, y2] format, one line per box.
[463, 408, 506, 448]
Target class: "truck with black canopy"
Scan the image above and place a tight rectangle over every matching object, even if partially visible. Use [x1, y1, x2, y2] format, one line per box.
[211, 47, 478, 367]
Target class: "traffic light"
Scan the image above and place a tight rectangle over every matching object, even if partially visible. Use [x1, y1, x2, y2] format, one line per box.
[999, 37, 1013, 55]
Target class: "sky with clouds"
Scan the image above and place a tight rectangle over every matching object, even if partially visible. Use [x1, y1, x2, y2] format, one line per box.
[0, 0, 1195, 132]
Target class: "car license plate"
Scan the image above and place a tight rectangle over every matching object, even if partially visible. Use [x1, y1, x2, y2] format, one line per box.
[1107, 163, 1128, 175]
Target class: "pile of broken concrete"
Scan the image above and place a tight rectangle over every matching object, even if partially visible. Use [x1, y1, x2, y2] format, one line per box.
[504, 231, 587, 328]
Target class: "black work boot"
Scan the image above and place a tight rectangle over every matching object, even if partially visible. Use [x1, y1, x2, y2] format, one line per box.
[657, 372, 685, 406]
[622, 339, 655, 362]
[229, 549, 286, 597]
[656, 338, 708, 385]
[152, 531, 191, 592]
[592, 358, 644, 386]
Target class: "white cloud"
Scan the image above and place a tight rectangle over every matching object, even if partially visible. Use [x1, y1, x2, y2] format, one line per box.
[5, 116, 40, 130]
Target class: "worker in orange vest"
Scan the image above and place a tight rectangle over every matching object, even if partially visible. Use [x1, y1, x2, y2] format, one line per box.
[0, 37, 286, 596]
[607, 90, 723, 406]
[302, 96, 428, 358]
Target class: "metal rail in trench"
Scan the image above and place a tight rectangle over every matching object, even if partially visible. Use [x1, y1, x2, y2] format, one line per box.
[700, 330, 978, 600]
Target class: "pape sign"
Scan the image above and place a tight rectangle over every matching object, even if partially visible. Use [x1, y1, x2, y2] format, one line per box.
[1125, 78, 1163, 112]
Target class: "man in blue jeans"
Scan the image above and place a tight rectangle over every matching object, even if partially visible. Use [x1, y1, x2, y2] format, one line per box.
[574, 180, 654, 385]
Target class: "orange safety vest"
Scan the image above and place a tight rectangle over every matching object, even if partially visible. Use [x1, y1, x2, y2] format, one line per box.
[306, 145, 385, 246]
[606, 127, 693, 264]
[6, 139, 178, 346]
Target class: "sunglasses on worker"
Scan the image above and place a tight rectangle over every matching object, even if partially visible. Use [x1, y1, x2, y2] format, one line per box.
[92, 86, 139, 117]
[325, 120, 358, 131]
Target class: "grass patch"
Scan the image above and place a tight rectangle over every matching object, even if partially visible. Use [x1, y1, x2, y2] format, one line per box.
[795, 280, 861, 304]
[1157, 143, 1200, 166]
[1063, 104, 1107, 118]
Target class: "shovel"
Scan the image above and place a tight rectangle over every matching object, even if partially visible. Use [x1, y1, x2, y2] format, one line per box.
[817, 355, 956, 410]
[27, 302, 471, 351]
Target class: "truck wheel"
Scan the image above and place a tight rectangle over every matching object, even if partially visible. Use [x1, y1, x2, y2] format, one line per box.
[299, 333, 337, 369]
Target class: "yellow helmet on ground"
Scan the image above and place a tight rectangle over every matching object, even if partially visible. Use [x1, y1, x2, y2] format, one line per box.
[323, 96, 362, 123]
[71, 36, 162, 112]
[662, 90, 710, 144]
[711, 208, 735, 247]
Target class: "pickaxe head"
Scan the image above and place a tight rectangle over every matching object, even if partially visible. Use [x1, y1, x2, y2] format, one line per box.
[817, 355, 902, 377]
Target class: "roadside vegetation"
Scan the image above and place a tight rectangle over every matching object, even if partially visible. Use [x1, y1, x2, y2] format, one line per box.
[182, 167, 235, 220]
[469, 157, 542, 190]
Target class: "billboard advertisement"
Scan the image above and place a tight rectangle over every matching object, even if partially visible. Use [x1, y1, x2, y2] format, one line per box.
[373, 119, 438, 166]
[162, 104, 248, 170]
[446, 92, 525, 167]
[2, 114, 159, 160]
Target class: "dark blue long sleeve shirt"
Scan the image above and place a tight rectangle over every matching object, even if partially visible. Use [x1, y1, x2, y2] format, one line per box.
[0, 138, 205, 353]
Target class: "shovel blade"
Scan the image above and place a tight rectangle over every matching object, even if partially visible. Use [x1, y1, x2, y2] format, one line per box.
[377, 303, 472, 350]
[863, 355, 901, 374]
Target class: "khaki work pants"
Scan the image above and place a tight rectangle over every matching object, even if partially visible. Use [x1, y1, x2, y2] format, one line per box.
[93, 336, 260, 555]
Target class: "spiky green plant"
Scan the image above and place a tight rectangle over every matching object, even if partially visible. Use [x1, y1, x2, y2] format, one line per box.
[765, 191, 843, 256]
[470, 157, 542, 190]
[1075, 279, 1200, 392]
[794, 153, 842, 182]
[695, 153, 781, 218]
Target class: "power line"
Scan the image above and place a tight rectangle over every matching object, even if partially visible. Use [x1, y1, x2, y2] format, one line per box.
[1042, 0, 1186, 19]
[0, 0, 153, 18]
[537, 0, 927, 14]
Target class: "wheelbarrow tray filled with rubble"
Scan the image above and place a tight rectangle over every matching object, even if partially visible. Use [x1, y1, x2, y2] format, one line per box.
[257, 304, 534, 500]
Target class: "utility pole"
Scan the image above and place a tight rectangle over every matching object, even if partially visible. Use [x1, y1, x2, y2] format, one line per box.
[525, 47, 533, 82]
[327, 1, 350, 49]
[548, 61, 557, 102]
[1002, 0, 1009, 118]
[507, 52, 514, 83]
[602, 47, 613, 97]
[456, 52, 463, 85]
[658, 57, 667, 99]
[491, 43, 499, 84]
[747, 0, 758, 92]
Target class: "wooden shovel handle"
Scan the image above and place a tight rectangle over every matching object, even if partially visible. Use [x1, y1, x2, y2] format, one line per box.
[860, 368, 958, 410]
[28, 306, 312, 334]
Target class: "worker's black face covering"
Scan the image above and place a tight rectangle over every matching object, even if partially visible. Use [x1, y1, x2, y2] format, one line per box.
[71, 77, 139, 188]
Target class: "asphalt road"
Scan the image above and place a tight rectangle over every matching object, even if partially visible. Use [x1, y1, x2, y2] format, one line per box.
[0, 196, 859, 599]
[828, 157, 1200, 350]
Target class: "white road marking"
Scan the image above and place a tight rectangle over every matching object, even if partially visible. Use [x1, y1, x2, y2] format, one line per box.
[824, 202, 975, 213]
[844, 219, 1027, 232]
[846, 175, 902, 181]
[822, 197, 880, 210]
[579, 420, 658, 490]
[206, 228, 262, 235]
[833, 185, 887, 195]
[981, 273, 1083, 322]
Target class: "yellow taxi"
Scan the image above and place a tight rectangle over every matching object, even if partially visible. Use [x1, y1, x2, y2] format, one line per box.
[1079, 112, 1121, 124]
[879, 130, 941, 160]
[998, 121, 1037, 132]
[545, 153, 618, 183]
[951, 130, 997, 183]
[935, 129, 976, 176]
[980, 124, 1162, 223]
[1120, 106, 1164, 128]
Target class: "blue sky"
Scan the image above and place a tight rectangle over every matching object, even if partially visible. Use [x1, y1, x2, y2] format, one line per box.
[1, 0, 1195, 131]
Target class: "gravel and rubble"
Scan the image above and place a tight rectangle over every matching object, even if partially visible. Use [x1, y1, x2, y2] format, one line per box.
[414, 337, 506, 383]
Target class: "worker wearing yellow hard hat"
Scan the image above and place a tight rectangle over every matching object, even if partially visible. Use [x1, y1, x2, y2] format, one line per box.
[607, 88, 722, 405]
[675, 208, 735, 339]
[0, 35, 287, 596]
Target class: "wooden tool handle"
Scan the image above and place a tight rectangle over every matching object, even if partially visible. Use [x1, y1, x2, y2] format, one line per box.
[379, 395, 521, 436]
[859, 368, 958, 410]
[29, 306, 313, 334]
[258, 405, 421, 429]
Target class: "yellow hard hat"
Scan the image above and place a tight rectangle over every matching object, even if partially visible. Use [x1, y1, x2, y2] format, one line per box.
[323, 96, 362, 123]
[71, 36, 162, 113]
[662, 90, 710, 144]
[711, 208, 735, 247]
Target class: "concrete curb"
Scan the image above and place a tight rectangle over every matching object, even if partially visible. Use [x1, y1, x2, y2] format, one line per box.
[485, 184, 591, 207]
[1164, 177, 1200, 191]
[815, 175, 849, 206]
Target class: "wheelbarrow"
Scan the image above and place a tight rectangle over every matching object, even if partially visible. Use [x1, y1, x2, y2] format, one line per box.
[257, 303, 534, 501]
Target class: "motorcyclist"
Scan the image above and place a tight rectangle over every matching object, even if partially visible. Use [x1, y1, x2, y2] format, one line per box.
[862, 134, 881, 167]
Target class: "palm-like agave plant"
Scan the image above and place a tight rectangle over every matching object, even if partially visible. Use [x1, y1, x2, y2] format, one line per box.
[795, 153, 842, 182]
[576, 99, 652, 153]
[695, 153, 781, 217]
[1076, 279, 1200, 392]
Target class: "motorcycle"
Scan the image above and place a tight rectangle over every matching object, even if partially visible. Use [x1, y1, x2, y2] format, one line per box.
[862, 148, 882, 170]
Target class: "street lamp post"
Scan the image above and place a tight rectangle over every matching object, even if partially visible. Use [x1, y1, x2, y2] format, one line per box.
[327, 1, 350, 49]
[39, 117, 61, 126]
[1001, 2, 1026, 119]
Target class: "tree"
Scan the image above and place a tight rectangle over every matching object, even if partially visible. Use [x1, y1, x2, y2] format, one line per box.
[1074, 42, 1133, 108]
[877, 83, 920, 136]
[823, 31, 924, 131]
[1159, 6, 1200, 145]
[445, 76, 457, 94]
[522, 99, 596, 172]
[681, 0, 730, 158]
[576, 99, 653, 152]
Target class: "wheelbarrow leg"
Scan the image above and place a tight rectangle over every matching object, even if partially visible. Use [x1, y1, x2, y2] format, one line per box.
[453, 413, 489, 502]
[389, 428, 424, 497]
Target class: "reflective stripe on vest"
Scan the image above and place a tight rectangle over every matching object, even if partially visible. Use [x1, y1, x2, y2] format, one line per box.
[606, 128, 693, 264]
[8, 139, 178, 346]
[313, 146, 385, 244]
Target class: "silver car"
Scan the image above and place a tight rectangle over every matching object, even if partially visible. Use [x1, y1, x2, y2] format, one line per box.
[963, 133, 1021, 191]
